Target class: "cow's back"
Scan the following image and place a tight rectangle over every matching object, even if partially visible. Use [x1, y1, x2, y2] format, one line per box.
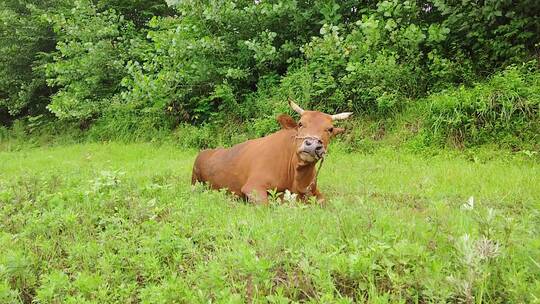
[191, 141, 252, 195]
[191, 130, 294, 197]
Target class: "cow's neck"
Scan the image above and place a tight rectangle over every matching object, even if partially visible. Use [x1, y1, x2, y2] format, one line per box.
[293, 160, 317, 193]
[281, 130, 317, 193]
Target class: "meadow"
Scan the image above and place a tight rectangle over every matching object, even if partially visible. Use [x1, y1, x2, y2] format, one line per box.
[1, 142, 539, 303]
[2, 0, 540, 302]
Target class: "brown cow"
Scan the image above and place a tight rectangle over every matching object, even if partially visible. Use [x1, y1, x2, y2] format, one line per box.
[191, 100, 352, 204]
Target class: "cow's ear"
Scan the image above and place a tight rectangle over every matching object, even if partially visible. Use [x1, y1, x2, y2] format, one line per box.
[277, 114, 297, 129]
[332, 127, 345, 136]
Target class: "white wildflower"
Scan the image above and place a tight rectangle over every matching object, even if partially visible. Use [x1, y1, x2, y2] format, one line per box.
[283, 190, 297, 203]
[461, 196, 474, 210]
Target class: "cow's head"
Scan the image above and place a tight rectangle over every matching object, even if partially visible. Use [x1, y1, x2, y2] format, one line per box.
[277, 100, 352, 163]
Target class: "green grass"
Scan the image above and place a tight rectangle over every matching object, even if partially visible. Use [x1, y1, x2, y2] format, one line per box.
[1, 142, 539, 303]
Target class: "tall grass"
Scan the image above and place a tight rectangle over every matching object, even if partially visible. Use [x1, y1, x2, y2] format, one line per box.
[427, 64, 540, 148]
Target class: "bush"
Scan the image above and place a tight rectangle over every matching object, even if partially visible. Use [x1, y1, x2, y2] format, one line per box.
[427, 63, 540, 148]
[119, 0, 341, 125]
[2, 0, 540, 148]
[87, 105, 174, 142]
[45, 0, 137, 121]
[0, 0, 69, 118]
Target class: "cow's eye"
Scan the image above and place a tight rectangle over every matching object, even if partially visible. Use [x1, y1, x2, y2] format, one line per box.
[298, 122, 303, 128]
[328, 127, 334, 133]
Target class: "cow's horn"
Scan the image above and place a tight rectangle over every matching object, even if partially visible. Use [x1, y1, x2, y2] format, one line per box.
[331, 112, 353, 120]
[288, 99, 305, 115]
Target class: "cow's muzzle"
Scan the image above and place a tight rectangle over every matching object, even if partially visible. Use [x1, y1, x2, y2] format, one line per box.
[300, 137, 325, 160]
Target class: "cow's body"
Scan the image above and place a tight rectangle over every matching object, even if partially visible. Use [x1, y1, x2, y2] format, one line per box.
[191, 101, 352, 204]
[192, 127, 320, 202]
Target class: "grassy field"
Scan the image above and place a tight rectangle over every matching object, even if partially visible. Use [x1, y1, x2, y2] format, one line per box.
[0, 142, 539, 303]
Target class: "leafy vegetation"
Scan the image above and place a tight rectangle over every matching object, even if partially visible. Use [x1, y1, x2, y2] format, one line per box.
[1, 143, 539, 303]
[427, 64, 540, 148]
[1, 0, 539, 148]
[1, 2, 539, 302]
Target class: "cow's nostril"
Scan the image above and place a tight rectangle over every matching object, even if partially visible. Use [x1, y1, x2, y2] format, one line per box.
[316, 146, 322, 150]
[317, 139, 322, 145]
[305, 140, 312, 146]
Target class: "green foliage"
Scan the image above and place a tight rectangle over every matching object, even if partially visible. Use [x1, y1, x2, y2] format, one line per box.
[87, 107, 174, 142]
[1, 0, 540, 148]
[277, 0, 539, 116]
[120, 0, 333, 124]
[281, 23, 423, 115]
[1, 143, 539, 302]
[431, 0, 540, 70]
[0, 0, 68, 118]
[45, 0, 137, 121]
[95, 0, 172, 28]
[427, 64, 540, 147]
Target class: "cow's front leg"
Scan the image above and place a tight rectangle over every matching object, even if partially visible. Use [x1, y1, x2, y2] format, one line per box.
[312, 187, 325, 205]
[297, 188, 325, 204]
[241, 184, 268, 205]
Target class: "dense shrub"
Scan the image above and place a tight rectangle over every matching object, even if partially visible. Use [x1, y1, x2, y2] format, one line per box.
[427, 64, 540, 147]
[0, 0, 169, 124]
[120, 0, 350, 125]
[0, 0, 69, 119]
[45, 0, 137, 121]
[279, 22, 426, 115]
[278, 0, 540, 116]
[95, 0, 173, 28]
[1, 0, 540, 147]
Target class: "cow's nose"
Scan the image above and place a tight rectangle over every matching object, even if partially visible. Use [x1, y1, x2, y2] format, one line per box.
[304, 138, 321, 146]
[303, 138, 324, 151]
